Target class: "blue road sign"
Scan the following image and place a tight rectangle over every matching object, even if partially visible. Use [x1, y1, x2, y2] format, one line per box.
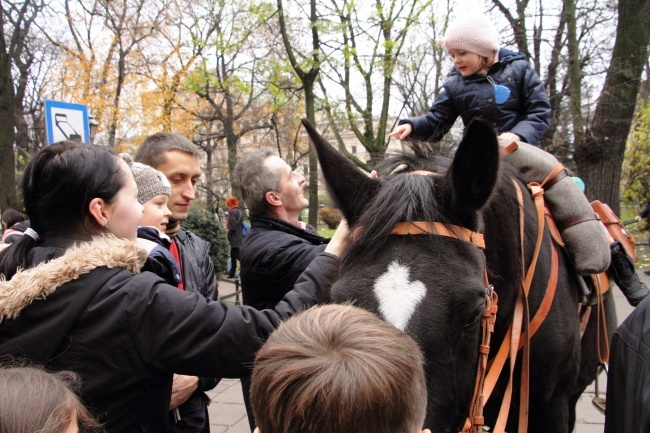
[45, 100, 90, 145]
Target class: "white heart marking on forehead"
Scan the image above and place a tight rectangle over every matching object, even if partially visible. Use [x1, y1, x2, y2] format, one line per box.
[373, 261, 426, 331]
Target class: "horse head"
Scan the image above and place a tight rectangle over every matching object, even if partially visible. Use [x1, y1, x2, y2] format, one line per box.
[302, 118, 500, 432]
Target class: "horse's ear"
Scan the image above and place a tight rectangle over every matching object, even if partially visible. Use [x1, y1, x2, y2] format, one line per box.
[447, 119, 499, 212]
[301, 118, 380, 226]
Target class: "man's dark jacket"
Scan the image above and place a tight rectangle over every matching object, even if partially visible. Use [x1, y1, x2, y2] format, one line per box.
[169, 226, 220, 427]
[605, 296, 650, 433]
[0, 235, 336, 433]
[173, 227, 218, 301]
[240, 215, 328, 310]
[400, 48, 551, 146]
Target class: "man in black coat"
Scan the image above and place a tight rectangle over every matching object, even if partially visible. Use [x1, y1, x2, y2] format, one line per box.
[235, 149, 329, 426]
[235, 150, 329, 310]
[136, 133, 219, 433]
[605, 295, 650, 433]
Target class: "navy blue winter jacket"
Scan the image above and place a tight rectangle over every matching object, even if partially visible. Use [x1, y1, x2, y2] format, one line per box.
[400, 48, 551, 146]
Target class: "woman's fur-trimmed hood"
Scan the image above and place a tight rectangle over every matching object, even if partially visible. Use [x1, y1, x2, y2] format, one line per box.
[0, 235, 148, 321]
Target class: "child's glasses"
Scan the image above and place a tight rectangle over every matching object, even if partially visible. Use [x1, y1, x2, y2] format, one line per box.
[487, 77, 511, 104]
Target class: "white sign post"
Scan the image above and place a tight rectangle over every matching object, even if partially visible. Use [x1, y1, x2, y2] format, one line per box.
[44, 100, 91, 145]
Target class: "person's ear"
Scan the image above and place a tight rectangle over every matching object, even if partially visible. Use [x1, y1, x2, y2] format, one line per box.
[88, 197, 110, 228]
[421, 429, 431, 433]
[253, 428, 261, 433]
[265, 191, 282, 207]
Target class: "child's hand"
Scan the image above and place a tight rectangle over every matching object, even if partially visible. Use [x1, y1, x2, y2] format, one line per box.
[498, 132, 520, 143]
[389, 123, 412, 140]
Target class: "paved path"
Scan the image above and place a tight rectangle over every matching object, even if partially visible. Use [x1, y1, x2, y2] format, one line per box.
[208, 269, 650, 432]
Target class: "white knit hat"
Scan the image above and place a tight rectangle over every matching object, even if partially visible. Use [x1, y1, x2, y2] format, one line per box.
[441, 14, 501, 58]
[120, 154, 171, 204]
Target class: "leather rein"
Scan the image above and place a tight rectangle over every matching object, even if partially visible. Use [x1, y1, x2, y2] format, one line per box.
[389, 163, 561, 433]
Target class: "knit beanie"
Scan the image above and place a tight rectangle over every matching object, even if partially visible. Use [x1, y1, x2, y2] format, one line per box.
[441, 14, 500, 58]
[120, 154, 171, 204]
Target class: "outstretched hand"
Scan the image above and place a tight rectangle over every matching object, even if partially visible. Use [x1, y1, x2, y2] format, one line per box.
[388, 123, 413, 140]
[325, 219, 350, 257]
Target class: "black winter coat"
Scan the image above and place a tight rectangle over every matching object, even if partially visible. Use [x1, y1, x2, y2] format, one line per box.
[605, 296, 650, 433]
[0, 235, 336, 433]
[401, 48, 551, 146]
[173, 227, 218, 301]
[227, 207, 245, 248]
[240, 215, 328, 310]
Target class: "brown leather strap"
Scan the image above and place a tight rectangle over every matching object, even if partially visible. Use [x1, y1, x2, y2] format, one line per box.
[591, 272, 610, 296]
[544, 207, 566, 247]
[485, 179, 559, 433]
[391, 221, 485, 249]
[499, 141, 519, 155]
[579, 305, 592, 333]
[465, 277, 498, 433]
[540, 165, 569, 190]
[521, 243, 559, 347]
[593, 274, 610, 363]
[556, 213, 600, 232]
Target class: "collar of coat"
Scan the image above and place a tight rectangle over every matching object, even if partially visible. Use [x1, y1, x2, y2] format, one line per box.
[0, 235, 148, 322]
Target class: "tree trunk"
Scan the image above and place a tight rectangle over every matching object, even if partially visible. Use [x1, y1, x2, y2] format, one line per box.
[304, 75, 319, 228]
[0, 7, 17, 211]
[224, 96, 241, 201]
[276, 0, 321, 228]
[574, 0, 650, 215]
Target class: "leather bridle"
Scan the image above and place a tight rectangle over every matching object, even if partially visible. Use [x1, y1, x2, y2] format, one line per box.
[390, 220, 498, 433]
[388, 169, 498, 433]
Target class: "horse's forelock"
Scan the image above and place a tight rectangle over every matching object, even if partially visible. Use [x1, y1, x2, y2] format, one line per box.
[375, 149, 454, 178]
[342, 173, 447, 265]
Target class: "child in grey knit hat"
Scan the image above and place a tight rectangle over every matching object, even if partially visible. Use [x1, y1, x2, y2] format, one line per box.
[121, 154, 181, 287]
[121, 154, 173, 233]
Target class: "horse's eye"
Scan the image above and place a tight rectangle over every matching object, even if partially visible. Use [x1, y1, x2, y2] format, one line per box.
[464, 307, 484, 328]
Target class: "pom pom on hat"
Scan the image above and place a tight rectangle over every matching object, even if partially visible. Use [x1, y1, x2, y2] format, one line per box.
[120, 153, 171, 204]
[441, 14, 501, 58]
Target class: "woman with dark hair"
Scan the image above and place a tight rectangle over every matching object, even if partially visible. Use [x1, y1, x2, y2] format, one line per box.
[0, 365, 103, 433]
[1, 208, 28, 244]
[0, 141, 345, 433]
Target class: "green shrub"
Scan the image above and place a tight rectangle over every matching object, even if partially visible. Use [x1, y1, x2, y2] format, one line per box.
[183, 207, 229, 274]
[318, 206, 343, 229]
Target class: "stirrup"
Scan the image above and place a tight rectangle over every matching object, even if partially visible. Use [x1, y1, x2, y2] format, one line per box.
[591, 363, 608, 414]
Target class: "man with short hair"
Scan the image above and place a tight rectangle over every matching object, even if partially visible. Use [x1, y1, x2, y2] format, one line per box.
[235, 150, 329, 427]
[251, 304, 430, 433]
[135, 132, 218, 433]
[235, 150, 328, 310]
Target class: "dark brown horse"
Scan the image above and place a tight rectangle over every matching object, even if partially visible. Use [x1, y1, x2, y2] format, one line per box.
[302, 118, 616, 433]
